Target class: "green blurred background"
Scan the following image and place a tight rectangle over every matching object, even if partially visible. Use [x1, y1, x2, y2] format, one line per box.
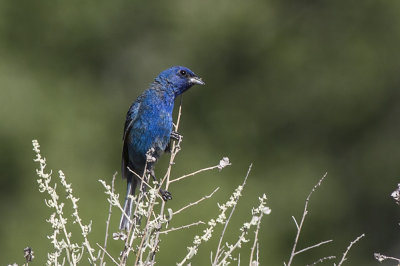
[1, 0, 400, 265]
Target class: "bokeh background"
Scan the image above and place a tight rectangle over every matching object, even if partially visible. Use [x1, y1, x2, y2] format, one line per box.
[1, 0, 400, 265]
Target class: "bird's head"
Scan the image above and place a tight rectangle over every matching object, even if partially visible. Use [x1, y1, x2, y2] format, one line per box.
[156, 66, 205, 96]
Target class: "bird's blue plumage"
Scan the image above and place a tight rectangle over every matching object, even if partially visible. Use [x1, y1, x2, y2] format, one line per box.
[120, 66, 204, 230]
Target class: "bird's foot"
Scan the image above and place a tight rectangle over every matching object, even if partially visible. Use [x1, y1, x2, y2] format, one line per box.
[160, 189, 172, 201]
[170, 131, 183, 142]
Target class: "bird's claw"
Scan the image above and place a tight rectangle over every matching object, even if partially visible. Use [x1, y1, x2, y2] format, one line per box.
[160, 189, 172, 201]
[170, 131, 183, 142]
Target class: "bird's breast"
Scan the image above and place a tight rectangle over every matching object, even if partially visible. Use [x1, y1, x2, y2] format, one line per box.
[127, 100, 173, 162]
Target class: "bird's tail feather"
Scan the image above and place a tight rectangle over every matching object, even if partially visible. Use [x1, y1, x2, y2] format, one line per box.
[119, 176, 136, 231]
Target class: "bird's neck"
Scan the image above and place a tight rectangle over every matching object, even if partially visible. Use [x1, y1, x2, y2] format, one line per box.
[154, 77, 189, 98]
[147, 82, 175, 111]
[153, 79, 179, 98]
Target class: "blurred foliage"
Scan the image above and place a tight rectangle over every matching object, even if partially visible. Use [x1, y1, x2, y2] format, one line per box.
[1, 0, 400, 265]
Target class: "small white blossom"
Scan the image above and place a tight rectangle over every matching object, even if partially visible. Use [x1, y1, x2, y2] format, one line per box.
[167, 208, 173, 220]
[217, 192, 271, 265]
[374, 253, 385, 262]
[186, 246, 197, 259]
[218, 157, 231, 171]
[391, 184, 400, 204]
[113, 232, 127, 241]
[208, 219, 216, 227]
[32, 140, 96, 265]
[262, 207, 271, 215]
[146, 147, 157, 162]
[193, 235, 201, 245]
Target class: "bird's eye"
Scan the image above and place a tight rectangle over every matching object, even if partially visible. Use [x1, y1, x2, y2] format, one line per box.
[179, 70, 187, 76]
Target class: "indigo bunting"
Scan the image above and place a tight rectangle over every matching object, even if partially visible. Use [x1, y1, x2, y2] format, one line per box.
[120, 66, 204, 230]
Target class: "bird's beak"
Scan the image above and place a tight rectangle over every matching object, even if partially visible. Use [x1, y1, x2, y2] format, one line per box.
[189, 76, 205, 85]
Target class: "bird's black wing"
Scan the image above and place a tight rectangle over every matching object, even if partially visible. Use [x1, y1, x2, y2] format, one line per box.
[121, 97, 142, 179]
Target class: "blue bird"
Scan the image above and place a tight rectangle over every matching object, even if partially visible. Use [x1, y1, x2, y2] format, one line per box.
[120, 66, 204, 230]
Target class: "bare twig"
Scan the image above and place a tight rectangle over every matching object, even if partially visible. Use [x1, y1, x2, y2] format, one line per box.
[150, 97, 184, 263]
[33, 140, 98, 265]
[121, 165, 160, 265]
[336, 233, 365, 266]
[96, 243, 119, 265]
[33, 136, 266, 266]
[285, 173, 328, 266]
[249, 209, 263, 264]
[215, 191, 270, 266]
[374, 253, 400, 263]
[307, 256, 336, 266]
[212, 164, 252, 265]
[127, 166, 153, 192]
[292, 216, 299, 230]
[173, 187, 219, 216]
[256, 242, 259, 265]
[178, 166, 260, 266]
[159, 221, 205, 234]
[100, 173, 116, 265]
[294, 239, 333, 255]
[169, 165, 221, 184]
[120, 165, 151, 265]
[134, 196, 157, 265]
